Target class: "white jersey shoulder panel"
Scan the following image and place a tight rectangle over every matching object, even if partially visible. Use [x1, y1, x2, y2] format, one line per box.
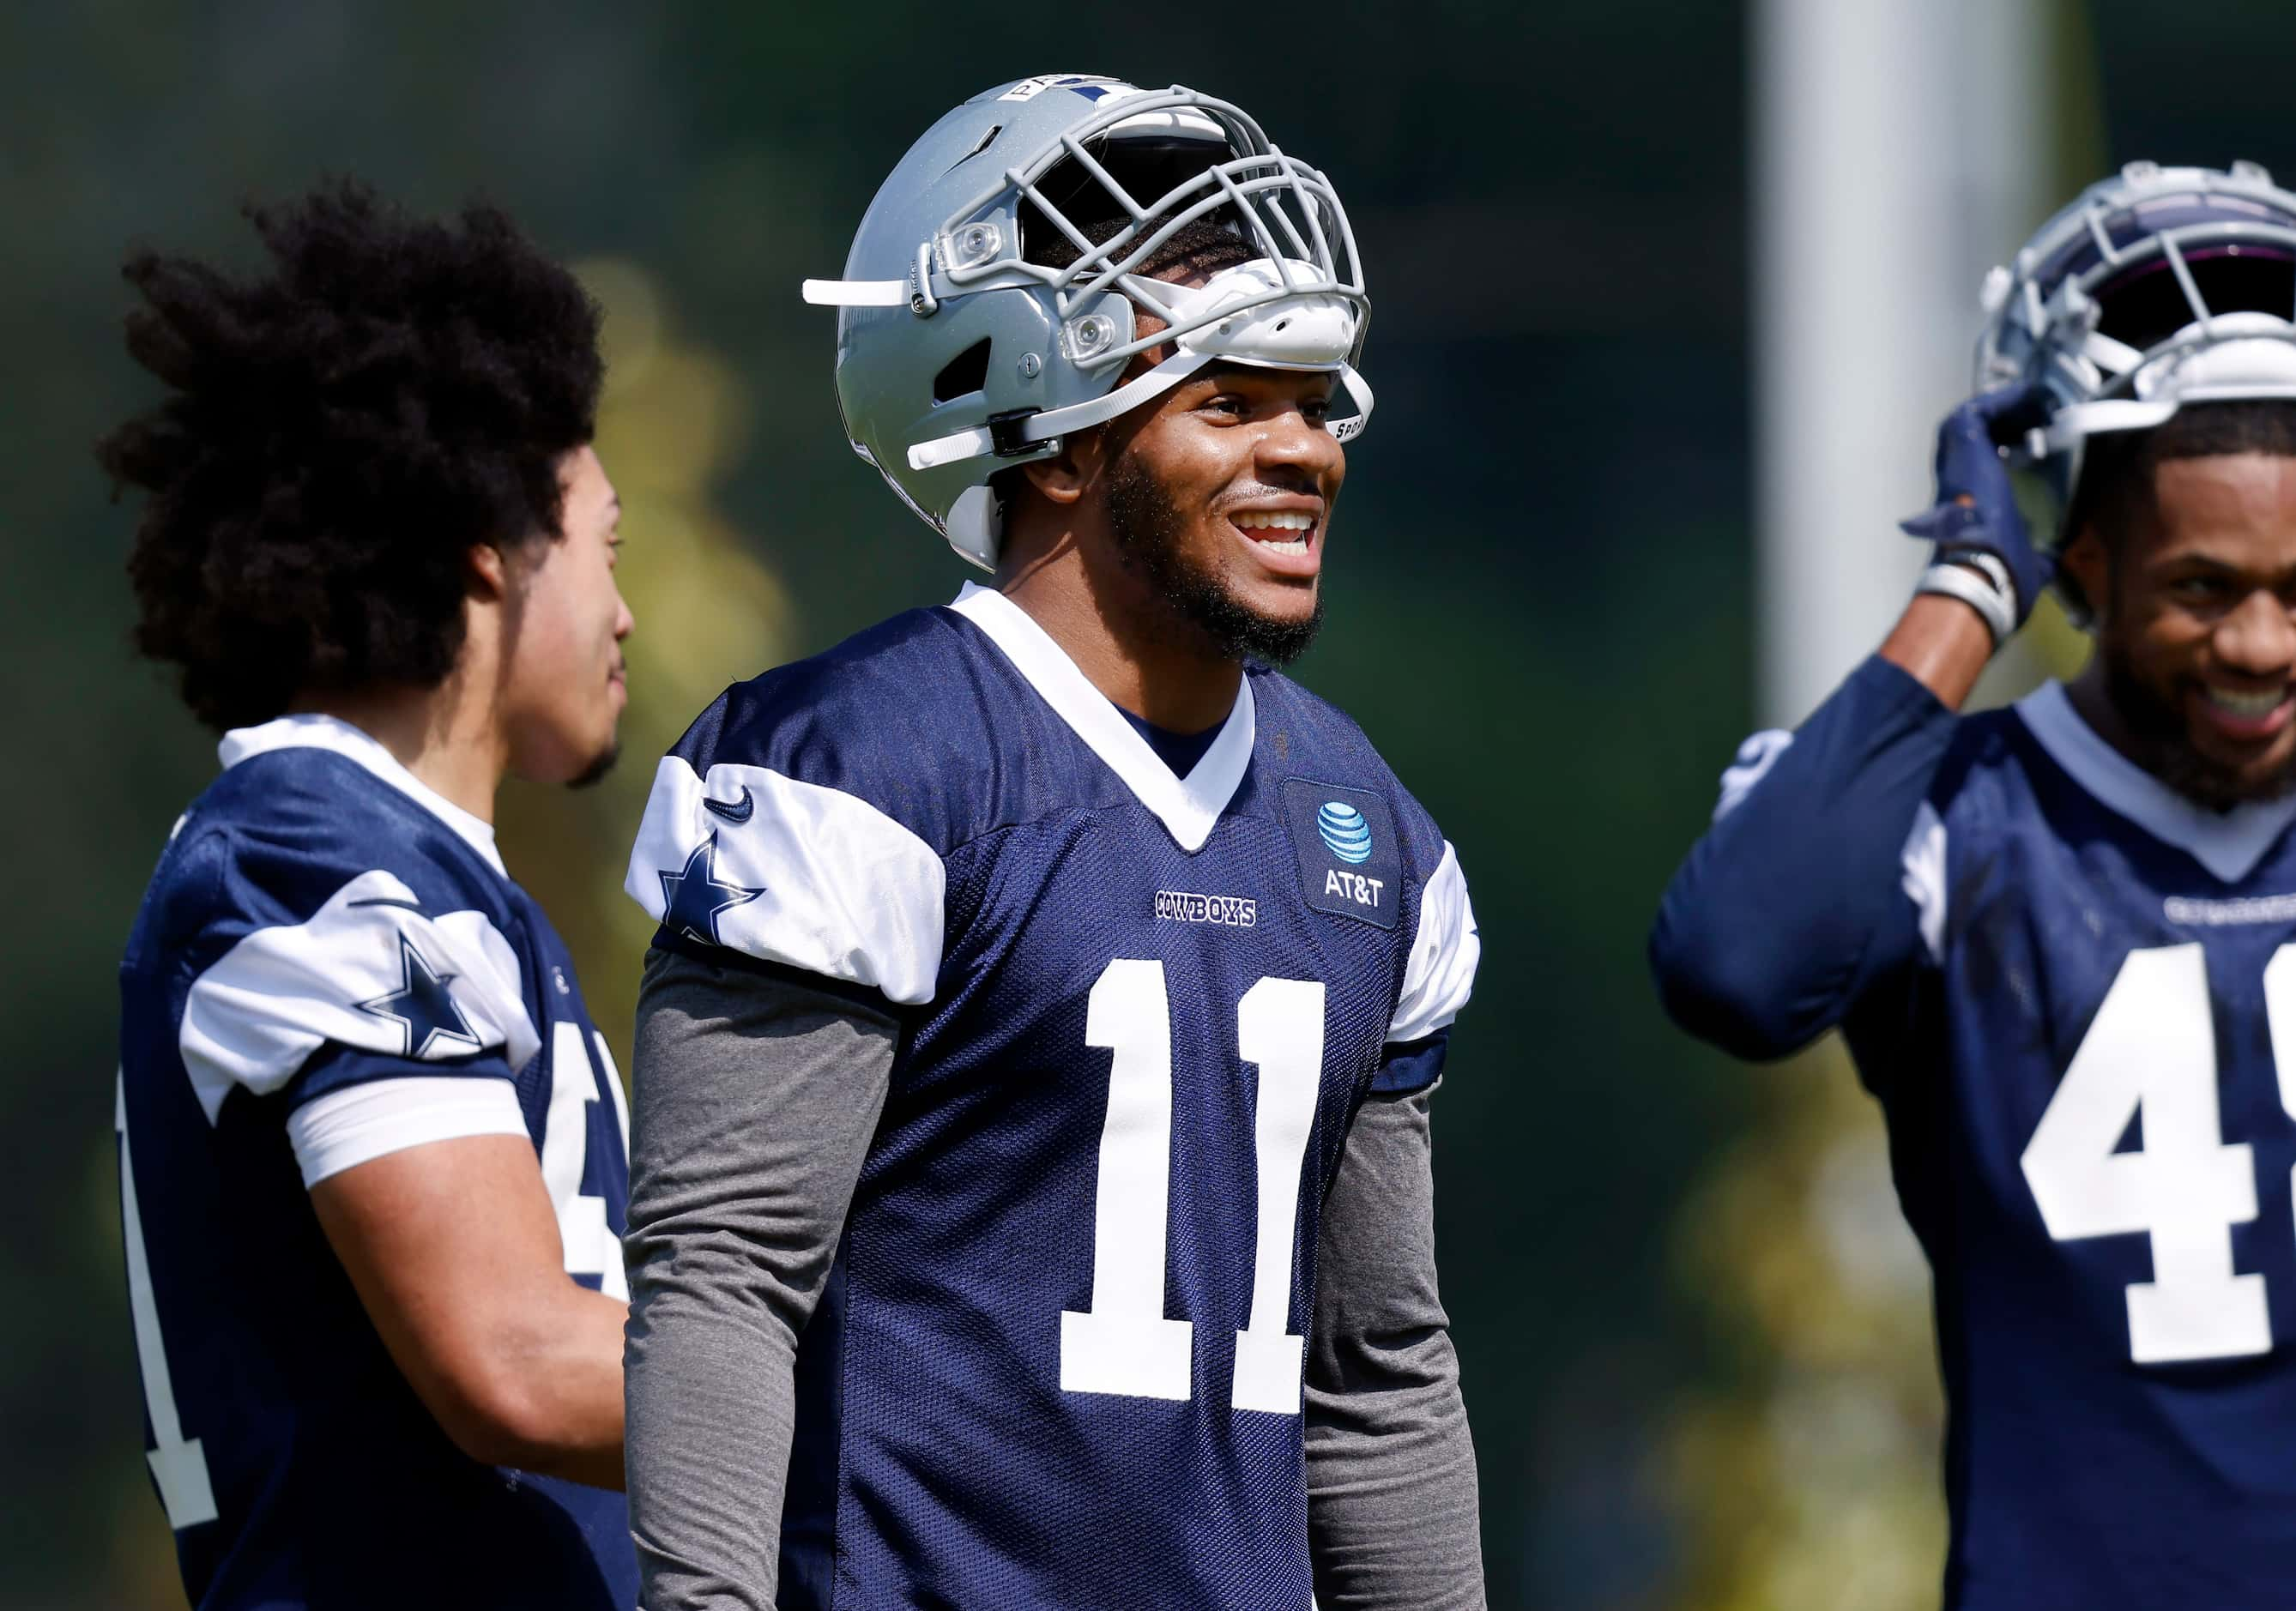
[178, 869, 540, 1124]
[623, 756, 947, 1005]
[1389, 841, 1480, 1043]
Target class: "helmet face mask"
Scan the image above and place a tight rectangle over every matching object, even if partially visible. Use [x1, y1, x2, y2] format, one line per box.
[1977, 160, 2296, 526]
[806, 77, 1372, 569]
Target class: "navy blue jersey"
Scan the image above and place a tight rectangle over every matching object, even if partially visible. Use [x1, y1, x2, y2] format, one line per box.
[625, 583, 1479, 1609]
[118, 716, 636, 1610]
[1657, 661, 2296, 1608]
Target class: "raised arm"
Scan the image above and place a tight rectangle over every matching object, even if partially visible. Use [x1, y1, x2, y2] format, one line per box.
[1648, 652, 1958, 1059]
[621, 947, 897, 1611]
[1649, 386, 2045, 1059]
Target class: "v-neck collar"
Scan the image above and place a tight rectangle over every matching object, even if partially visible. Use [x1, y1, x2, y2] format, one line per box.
[218, 713, 508, 878]
[2015, 679, 2296, 884]
[947, 582, 1254, 853]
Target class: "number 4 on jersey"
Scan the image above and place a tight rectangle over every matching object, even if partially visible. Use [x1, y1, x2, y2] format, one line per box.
[2022, 942, 2273, 1364]
[1061, 960, 1326, 1414]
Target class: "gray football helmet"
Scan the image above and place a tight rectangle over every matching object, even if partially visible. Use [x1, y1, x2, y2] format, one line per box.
[1976, 160, 2296, 510]
[804, 75, 1371, 570]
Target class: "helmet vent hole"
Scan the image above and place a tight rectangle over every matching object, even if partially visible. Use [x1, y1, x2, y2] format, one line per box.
[933, 339, 994, 403]
[958, 124, 1001, 166]
[1274, 318, 1289, 332]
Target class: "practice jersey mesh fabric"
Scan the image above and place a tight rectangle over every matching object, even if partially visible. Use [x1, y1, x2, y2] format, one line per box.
[625, 587, 1478, 1609]
[1659, 661, 2296, 1609]
[118, 723, 636, 1610]
[1862, 687, 2296, 1608]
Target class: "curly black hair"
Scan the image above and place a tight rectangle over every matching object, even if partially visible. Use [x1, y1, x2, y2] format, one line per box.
[97, 179, 604, 732]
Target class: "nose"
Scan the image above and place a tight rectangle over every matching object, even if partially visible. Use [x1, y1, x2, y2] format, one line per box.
[614, 592, 636, 643]
[2215, 589, 2296, 678]
[1254, 401, 1345, 487]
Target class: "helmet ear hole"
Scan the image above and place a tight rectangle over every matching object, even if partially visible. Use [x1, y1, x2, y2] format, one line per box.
[933, 339, 994, 403]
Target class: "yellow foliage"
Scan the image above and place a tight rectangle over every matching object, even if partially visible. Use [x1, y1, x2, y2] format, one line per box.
[1665, 1042, 1947, 1610]
[496, 261, 792, 1074]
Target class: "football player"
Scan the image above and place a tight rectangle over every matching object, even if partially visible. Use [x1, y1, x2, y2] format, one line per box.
[106, 183, 638, 1608]
[620, 77, 1483, 1608]
[1653, 160, 2296, 1607]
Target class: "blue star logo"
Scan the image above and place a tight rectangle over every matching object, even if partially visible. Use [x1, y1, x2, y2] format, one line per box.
[658, 833, 764, 948]
[357, 935, 482, 1059]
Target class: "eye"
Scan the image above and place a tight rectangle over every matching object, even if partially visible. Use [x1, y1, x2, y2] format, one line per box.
[1301, 395, 1333, 425]
[1198, 393, 1247, 420]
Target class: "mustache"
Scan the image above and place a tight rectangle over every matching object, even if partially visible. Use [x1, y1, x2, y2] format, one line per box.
[2100, 644, 2296, 808]
[1213, 482, 1322, 511]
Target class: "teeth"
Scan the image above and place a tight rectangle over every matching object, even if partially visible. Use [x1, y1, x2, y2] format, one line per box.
[1262, 538, 1308, 555]
[2207, 685, 2287, 717]
[1235, 510, 1314, 531]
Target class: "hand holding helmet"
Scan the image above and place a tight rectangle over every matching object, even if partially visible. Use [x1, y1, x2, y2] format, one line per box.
[1906, 160, 2296, 646]
[1899, 384, 2051, 638]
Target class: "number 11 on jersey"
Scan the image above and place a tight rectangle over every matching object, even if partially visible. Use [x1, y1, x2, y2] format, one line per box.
[1061, 960, 1326, 1413]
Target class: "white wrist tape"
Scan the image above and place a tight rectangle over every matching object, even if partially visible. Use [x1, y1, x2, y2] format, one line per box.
[1956, 551, 2015, 604]
[1916, 556, 2017, 648]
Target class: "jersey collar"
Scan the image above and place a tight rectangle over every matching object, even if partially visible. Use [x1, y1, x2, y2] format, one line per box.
[2015, 680, 2296, 884]
[217, 715, 507, 878]
[947, 582, 1254, 853]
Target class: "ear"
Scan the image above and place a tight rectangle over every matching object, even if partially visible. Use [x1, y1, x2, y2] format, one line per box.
[467, 542, 511, 602]
[2057, 523, 2109, 626]
[1018, 430, 1106, 507]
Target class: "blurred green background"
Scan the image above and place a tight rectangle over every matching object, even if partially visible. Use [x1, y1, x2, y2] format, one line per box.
[8, 3, 2296, 1606]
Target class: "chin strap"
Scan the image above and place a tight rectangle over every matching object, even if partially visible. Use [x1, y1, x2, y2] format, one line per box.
[908, 353, 1205, 471]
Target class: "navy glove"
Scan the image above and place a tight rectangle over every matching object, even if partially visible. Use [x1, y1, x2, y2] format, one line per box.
[1899, 383, 2051, 628]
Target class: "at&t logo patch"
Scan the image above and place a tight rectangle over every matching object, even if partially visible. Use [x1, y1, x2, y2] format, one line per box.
[1281, 777, 1401, 931]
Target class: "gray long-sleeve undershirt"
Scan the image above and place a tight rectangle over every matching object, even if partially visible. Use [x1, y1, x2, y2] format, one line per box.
[1307, 1081, 1485, 1609]
[623, 944, 1483, 1610]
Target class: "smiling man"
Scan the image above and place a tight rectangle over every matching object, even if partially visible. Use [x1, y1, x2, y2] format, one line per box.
[2065, 432, 2296, 792]
[619, 77, 1483, 1611]
[1652, 161, 2296, 1608]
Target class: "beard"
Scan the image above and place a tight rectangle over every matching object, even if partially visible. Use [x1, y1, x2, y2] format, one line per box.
[2100, 637, 2296, 809]
[1103, 452, 1322, 667]
[566, 741, 619, 791]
